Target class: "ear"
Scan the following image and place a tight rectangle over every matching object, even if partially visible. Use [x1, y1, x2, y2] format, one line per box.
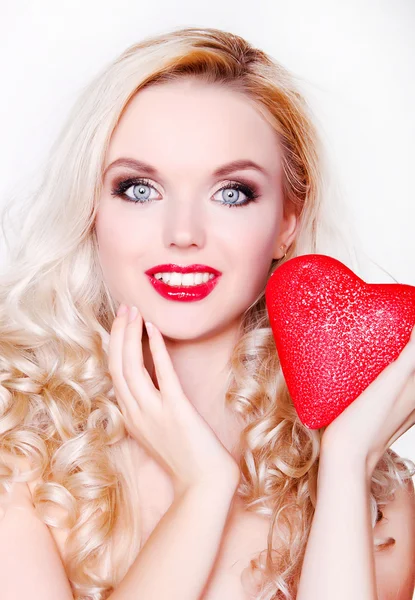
[272, 208, 299, 260]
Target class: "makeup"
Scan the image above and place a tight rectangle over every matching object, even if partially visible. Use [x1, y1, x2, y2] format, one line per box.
[145, 272, 221, 302]
[145, 263, 222, 302]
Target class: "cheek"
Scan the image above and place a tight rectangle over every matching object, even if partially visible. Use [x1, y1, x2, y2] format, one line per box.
[96, 209, 143, 257]
[95, 208, 149, 285]
[240, 246, 274, 292]
[234, 224, 278, 281]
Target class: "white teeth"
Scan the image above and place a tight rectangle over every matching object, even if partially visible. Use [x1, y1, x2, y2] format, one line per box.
[153, 271, 216, 287]
[181, 273, 195, 286]
[169, 272, 182, 287]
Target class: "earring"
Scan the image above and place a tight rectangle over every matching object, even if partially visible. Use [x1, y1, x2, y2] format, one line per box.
[279, 244, 288, 260]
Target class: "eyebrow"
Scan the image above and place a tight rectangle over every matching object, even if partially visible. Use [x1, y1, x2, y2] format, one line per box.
[103, 157, 270, 180]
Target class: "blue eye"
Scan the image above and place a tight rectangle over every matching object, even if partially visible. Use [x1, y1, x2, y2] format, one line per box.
[110, 178, 159, 203]
[213, 182, 260, 207]
[110, 177, 260, 208]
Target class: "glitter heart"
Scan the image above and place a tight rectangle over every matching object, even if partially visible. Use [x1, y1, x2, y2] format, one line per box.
[265, 254, 415, 429]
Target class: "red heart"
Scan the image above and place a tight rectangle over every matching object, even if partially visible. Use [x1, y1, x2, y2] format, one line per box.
[265, 254, 415, 429]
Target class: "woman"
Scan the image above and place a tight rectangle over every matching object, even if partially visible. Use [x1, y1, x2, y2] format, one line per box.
[0, 26, 414, 600]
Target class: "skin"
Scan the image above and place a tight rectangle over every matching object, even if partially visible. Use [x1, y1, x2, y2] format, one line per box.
[95, 78, 298, 457]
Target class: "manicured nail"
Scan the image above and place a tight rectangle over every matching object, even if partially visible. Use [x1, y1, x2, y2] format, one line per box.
[128, 306, 138, 323]
[145, 321, 153, 338]
[117, 303, 128, 317]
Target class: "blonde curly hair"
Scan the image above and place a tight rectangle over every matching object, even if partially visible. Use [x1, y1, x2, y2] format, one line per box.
[0, 26, 413, 600]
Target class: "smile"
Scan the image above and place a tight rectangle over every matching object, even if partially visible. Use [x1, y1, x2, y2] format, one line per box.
[146, 273, 221, 302]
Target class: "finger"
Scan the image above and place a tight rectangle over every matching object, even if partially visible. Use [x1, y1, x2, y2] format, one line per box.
[365, 335, 415, 402]
[122, 306, 159, 412]
[368, 346, 415, 447]
[145, 321, 185, 402]
[395, 328, 415, 375]
[108, 305, 143, 416]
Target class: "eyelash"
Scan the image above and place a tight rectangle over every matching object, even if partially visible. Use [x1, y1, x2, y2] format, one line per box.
[110, 177, 260, 208]
[376, 508, 383, 523]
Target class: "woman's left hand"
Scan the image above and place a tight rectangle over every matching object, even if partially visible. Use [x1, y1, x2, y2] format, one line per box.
[320, 324, 415, 477]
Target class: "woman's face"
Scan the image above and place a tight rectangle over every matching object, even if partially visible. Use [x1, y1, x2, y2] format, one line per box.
[95, 78, 298, 340]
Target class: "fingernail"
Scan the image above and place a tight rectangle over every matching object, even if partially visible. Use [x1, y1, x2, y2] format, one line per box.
[128, 306, 138, 323]
[117, 303, 128, 317]
[145, 321, 153, 338]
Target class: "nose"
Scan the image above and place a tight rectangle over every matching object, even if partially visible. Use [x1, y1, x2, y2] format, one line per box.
[162, 196, 206, 250]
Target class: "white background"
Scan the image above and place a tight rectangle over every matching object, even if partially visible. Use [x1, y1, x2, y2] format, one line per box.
[1, 2, 414, 467]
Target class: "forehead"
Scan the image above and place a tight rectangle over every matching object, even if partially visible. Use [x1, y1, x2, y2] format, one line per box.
[106, 79, 283, 179]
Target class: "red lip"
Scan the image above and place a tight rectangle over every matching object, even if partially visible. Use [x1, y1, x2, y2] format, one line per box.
[145, 264, 221, 276]
[144, 264, 222, 302]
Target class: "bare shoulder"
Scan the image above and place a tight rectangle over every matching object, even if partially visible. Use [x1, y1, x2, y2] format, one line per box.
[374, 451, 415, 600]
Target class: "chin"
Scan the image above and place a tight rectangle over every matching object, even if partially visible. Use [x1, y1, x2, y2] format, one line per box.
[153, 325, 205, 342]
[154, 318, 235, 344]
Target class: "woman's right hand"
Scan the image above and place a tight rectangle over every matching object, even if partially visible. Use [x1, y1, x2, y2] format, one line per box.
[108, 304, 240, 496]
